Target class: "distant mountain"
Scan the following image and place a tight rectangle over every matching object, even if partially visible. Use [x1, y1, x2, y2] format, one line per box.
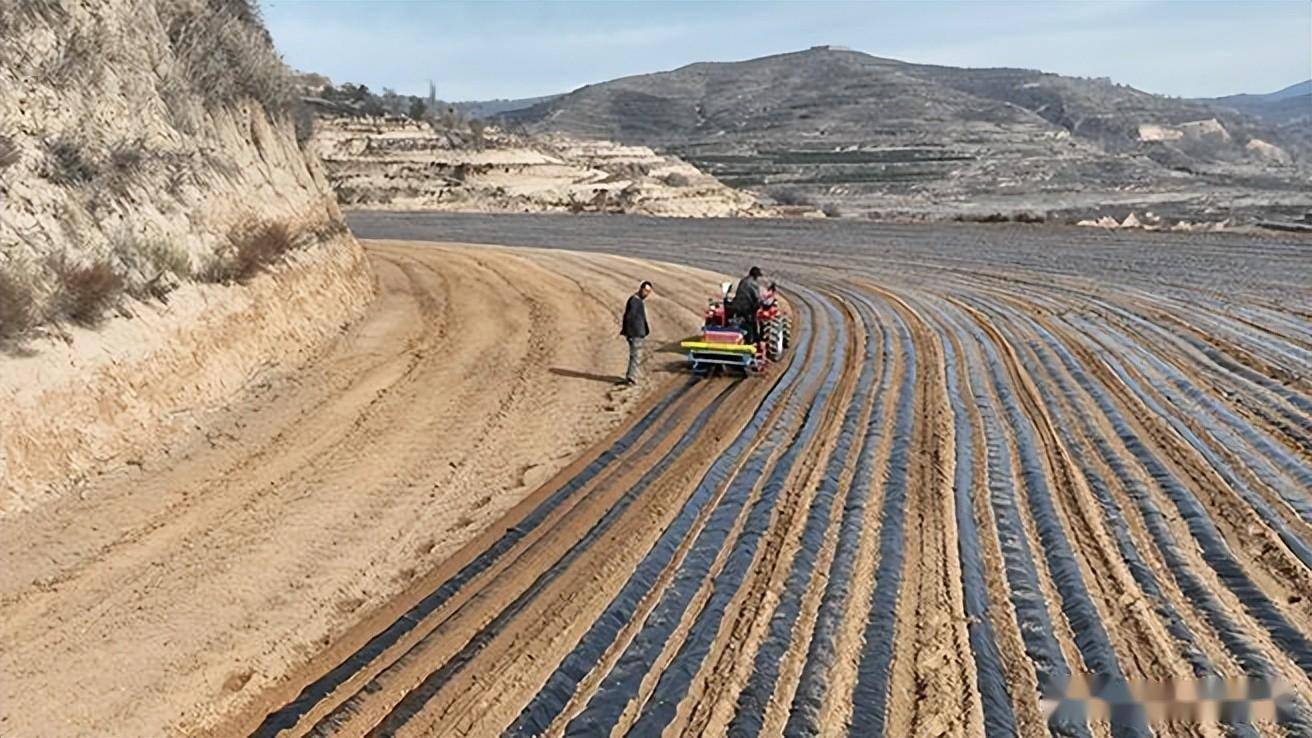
[504, 47, 1309, 221]
[1218, 79, 1312, 103]
[453, 95, 561, 120]
[1208, 79, 1311, 125]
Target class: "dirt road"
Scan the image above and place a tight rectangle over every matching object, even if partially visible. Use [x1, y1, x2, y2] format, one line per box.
[4, 214, 1310, 737]
[0, 241, 722, 737]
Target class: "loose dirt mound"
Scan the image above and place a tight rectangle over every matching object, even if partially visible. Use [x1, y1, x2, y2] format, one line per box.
[0, 241, 724, 737]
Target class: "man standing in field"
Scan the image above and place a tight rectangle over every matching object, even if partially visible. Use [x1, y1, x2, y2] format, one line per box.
[619, 281, 653, 385]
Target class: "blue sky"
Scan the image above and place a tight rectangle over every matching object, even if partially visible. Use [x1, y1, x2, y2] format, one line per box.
[259, 1, 1312, 101]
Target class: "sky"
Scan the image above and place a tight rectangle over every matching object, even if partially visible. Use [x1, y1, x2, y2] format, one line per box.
[259, 0, 1312, 101]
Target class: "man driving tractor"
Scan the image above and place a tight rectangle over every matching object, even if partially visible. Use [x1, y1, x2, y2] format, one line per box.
[679, 265, 789, 375]
[729, 266, 766, 344]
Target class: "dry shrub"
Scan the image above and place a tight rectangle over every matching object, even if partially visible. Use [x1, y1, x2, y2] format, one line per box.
[822, 203, 843, 218]
[108, 139, 146, 178]
[770, 188, 817, 207]
[232, 219, 296, 279]
[0, 134, 20, 172]
[301, 211, 349, 242]
[49, 256, 124, 325]
[0, 268, 37, 339]
[202, 217, 303, 283]
[109, 230, 192, 301]
[662, 172, 691, 187]
[45, 135, 99, 186]
[293, 103, 316, 146]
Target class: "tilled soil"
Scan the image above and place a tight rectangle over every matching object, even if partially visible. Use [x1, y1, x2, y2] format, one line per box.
[0, 241, 720, 738]
[215, 212, 1307, 738]
[7, 213, 1311, 738]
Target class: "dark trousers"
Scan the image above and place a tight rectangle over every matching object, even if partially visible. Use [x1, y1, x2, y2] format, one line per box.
[733, 309, 759, 344]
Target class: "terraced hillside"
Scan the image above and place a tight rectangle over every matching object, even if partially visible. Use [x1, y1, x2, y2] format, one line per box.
[223, 213, 1312, 737]
[506, 48, 1311, 222]
[310, 117, 763, 217]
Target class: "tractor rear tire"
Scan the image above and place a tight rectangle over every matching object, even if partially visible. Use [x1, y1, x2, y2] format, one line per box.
[764, 315, 786, 361]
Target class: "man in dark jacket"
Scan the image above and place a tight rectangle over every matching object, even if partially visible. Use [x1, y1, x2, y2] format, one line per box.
[620, 281, 653, 385]
[729, 266, 765, 343]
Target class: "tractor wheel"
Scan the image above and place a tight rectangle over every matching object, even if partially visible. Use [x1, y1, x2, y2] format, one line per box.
[765, 315, 786, 361]
[781, 316, 792, 349]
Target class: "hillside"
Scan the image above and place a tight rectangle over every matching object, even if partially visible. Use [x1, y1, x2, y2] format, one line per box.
[507, 47, 1311, 222]
[310, 116, 768, 217]
[1209, 79, 1312, 125]
[453, 94, 561, 119]
[0, 1, 373, 509]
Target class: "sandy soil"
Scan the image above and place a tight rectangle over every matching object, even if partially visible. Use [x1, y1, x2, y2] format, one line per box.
[216, 213, 1308, 738]
[0, 240, 722, 738]
[5, 213, 1311, 738]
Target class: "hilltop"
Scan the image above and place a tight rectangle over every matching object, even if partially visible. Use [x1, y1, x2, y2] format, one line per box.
[1207, 79, 1312, 125]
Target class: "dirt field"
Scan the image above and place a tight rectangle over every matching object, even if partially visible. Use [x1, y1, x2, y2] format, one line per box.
[0, 241, 721, 737]
[5, 214, 1311, 737]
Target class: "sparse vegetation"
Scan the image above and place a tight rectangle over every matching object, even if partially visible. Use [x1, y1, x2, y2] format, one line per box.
[662, 172, 691, 187]
[108, 139, 146, 178]
[300, 208, 351, 242]
[162, 0, 297, 115]
[293, 104, 316, 147]
[41, 25, 102, 87]
[0, 134, 20, 173]
[953, 211, 1047, 224]
[45, 135, 99, 186]
[822, 203, 843, 218]
[200, 209, 343, 285]
[770, 188, 817, 207]
[109, 230, 193, 301]
[204, 218, 298, 283]
[0, 268, 37, 340]
[48, 255, 125, 326]
[106, 138, 147, 195]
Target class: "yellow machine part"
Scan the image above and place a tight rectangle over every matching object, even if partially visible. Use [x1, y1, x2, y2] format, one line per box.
[679, 341, 757, 354]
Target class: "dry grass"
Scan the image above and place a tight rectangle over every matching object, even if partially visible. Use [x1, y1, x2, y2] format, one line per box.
[41, 25, 104, 87]
[231, 219, 297, 281]
[162, 0, 297, 116]
[109, 230, 193, 301]
[0, 134, 20, 172]
[48, 256, 124, 326]
[301, 208, 350, 243]
[108, 139, 146, 178]
[200, 207, 349, 284]
[201, 217, 301, 284]
[0, 268, 37, 340]
[44, 135, 99, 186]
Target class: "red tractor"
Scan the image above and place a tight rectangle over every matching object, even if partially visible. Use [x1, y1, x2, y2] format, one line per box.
[680, 281, 791, 375]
